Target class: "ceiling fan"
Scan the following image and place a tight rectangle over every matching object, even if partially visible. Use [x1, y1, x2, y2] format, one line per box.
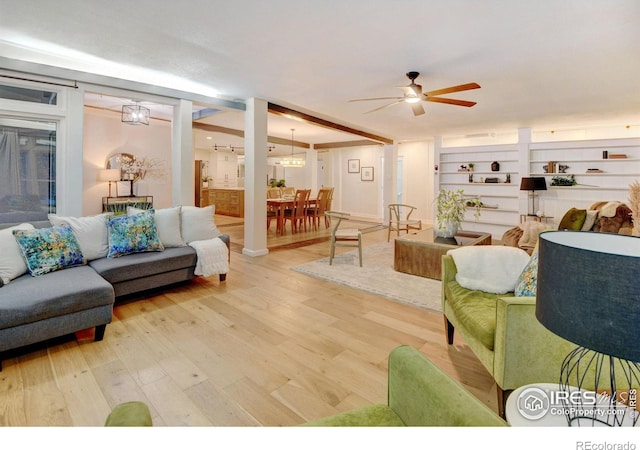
[348, 71, 480, 116]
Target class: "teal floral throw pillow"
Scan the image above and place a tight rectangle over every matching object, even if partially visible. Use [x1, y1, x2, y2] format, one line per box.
[107, 210, 164, 258]
[514, 247, 539, 297]
[13, 226, 85, 276]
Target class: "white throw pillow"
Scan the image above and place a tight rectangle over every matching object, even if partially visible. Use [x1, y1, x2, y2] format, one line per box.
[0, 223, 35, 285]
[128, 206, 185, 248]
[48, 213, 110, 261]
[581, 210, 598, 231]
[448, 245, 531, 294]
[180, 205, 221, 244]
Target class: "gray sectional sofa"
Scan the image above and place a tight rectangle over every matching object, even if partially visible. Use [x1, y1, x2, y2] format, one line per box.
[0, 205, 229, 370]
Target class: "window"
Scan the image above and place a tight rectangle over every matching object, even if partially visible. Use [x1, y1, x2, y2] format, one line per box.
[0, 118, 57, 226]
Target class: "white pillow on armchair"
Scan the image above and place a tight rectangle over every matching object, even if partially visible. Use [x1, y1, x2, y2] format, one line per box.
[448, 246, 531, 294]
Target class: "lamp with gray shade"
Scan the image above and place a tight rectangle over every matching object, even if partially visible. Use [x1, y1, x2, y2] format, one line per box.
[520, 177, 547, 216]
[536, 231, 640, 426]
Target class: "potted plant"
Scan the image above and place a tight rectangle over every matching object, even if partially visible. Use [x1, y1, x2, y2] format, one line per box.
[435, 189, 481, 237]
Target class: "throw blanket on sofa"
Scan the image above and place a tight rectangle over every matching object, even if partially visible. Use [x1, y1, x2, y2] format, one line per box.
[188, 237, 229, 277]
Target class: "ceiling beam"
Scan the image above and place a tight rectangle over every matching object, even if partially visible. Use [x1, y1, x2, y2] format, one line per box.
[193, 122, 310, 148]
[314, 140, 383, 150]
[268, 102, 394, 145]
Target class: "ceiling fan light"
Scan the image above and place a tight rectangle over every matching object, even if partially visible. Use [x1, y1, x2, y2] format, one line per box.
[405, 97, 421, 104]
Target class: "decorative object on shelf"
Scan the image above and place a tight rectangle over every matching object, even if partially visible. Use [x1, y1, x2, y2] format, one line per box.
[348, 159, 360, 173]
[603, 150, 608, 159]
[506, 173, 511, 183]
[468, 173, 473, 183]
[484, 177, 499, 183]
[468, 163, 475, 172]
[520, 177, 547, 216]
[121, 102, 150, 126]
[629, 180, 640, 236]
[491, 161, 500, 172]
[361, 166, 374, 181]
[608, 153, 627, 159]
[558, 164, 569, 173]
[98, 169, 121, 197]
[458, 164, 468, 172]
[586, 168, 604, 173]
[550, 175, 577, 187]
[537, 231, 640, 427]
[281, 128, 306, 168]
[434, 189, 481, 238]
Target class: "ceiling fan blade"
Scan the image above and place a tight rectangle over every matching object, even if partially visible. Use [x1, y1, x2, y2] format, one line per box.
[424, 82, 480, 97]
[397, 83, 422, 97]
[348, 97, 404, 102]
[411, 102, 425, 116]
[364, 100, 405, 114]
[425, 96, 477, 107]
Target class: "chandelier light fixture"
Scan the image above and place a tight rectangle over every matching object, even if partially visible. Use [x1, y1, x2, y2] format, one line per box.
[121, 102, 150, 125]
[280, 128, 305, 168]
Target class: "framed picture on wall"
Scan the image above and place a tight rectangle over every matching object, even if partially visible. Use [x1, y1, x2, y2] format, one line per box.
[348, 159, 360, 173]
[361, 166, 374, 181]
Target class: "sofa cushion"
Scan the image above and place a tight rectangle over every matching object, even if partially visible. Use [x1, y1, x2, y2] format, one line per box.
[558, 207, 587, 230]
[448, 246, 530, 294]
[107, 211, 164, 258]
[128, 206, 185, 248]
[180, 205, 221, 243]
[48, 213, 111, 261]
[0, 265, 114, 330]
[514, 244, 539, 297]
[0, 222, 34, 285]
[89, 246, 197, 285]
[13, 226, 85, 276]
[581, 210, 598, 231]
[445, 280, 514, 351]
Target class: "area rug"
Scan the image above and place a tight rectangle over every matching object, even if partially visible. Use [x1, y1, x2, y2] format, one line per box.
[291, 241, 442, 312]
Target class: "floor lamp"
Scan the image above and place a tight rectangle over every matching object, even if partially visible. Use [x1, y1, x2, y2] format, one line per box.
[536, 231, 640, 426]
[520, 177, 547, 216]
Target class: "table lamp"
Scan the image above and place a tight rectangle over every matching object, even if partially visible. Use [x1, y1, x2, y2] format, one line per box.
[536, 231, 640, 426]
[520, 177, 547, 216]
[99, 169, 121, 197]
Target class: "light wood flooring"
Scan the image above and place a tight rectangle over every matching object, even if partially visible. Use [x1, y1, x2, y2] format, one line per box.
[0, 215, 498, 426]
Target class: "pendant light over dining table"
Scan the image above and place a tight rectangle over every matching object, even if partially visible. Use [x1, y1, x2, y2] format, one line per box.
[280, 128, 305, 167]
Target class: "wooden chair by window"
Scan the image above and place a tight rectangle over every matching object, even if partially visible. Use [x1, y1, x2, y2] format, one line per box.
[387, 203, 422, 242]
[306, 188, 332, 230]
[283, 189, 311, 233]
[326, 211, 362, 267]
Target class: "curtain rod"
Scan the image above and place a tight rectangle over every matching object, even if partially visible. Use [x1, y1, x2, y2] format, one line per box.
[0, 74, 78, 89]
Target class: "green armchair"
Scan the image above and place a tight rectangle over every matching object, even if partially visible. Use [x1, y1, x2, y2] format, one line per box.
[441, 254, 575, 417]
[302, 345, 507, 426]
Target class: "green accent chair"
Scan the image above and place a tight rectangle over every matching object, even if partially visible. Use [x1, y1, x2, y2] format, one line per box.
[104, 401, 153, 426]
[302, 345, 507, 426]
[441, 254, 576, 418]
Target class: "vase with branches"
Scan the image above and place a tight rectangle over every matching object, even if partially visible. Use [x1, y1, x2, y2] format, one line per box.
[435, 189, 482, 237]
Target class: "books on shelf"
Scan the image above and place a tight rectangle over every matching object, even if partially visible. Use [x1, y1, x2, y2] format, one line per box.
[608, 154, 627, 159]
[586, 169, 604, 173]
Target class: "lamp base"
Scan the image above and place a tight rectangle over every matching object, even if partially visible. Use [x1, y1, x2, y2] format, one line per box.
[559, 347, 639, 427]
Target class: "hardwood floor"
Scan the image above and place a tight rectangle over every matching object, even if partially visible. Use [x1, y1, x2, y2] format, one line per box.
[0, 216, 497, 426]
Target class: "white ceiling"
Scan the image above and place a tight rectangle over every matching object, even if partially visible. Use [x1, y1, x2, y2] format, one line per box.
[1, 0, 640, 149]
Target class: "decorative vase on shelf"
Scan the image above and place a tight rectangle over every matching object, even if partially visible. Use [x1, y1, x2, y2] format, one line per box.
[134, 179, 148, 196]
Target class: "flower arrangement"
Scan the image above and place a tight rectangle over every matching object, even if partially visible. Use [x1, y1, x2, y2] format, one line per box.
[119, 155, 166, 181]
[435, 189, 482, 236]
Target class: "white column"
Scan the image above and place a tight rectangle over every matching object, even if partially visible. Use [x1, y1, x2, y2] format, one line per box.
[243, 98, 269, 256]
[172, 99, 194, 206]
[62, 85, 85, 216]
[382, 142, 398, 223]
[433, 135, 442, 220]
[307, 145, 317, 191]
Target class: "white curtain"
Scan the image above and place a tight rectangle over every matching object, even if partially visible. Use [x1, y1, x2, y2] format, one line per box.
[0, 131, 21, 199]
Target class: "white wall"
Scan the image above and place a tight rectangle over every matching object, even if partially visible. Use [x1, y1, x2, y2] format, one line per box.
[398, 141, 435, 225]
[83, 107, 173, 215]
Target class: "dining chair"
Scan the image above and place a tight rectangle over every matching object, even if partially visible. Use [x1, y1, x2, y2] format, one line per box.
[306, 187, 331, 230]
[267, 187, 282, 199]
[283, 189, 311, 233]
[281, 186, 296, 197]
[325, 210, 362, 267]
[387, 203, 422, 242]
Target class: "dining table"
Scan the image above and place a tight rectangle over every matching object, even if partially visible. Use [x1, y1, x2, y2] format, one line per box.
[267, 197, 315, 235]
